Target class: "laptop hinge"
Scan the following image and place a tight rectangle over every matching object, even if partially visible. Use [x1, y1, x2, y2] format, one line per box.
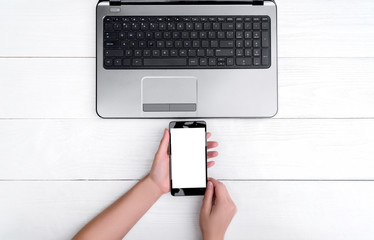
[109, 0, 121, 6]
[253, 0, 264, 5]
[113, 0, 264, 6]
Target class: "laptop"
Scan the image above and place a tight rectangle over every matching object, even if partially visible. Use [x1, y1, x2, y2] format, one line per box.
[96, 0, 278, 118]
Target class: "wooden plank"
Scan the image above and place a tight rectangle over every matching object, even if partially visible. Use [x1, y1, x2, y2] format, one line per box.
[278, 0, 374, 57]
[1, 119, 374, 180]
[1, 58, 374, 118]
[0, 58, 95, 118]
[0, 181, 373, 240]
[0, 0, 373, 57]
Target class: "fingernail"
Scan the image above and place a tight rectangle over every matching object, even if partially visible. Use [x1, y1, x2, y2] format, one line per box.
[207, 181, 213, 189]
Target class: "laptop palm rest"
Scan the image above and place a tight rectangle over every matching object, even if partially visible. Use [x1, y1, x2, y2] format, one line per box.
[142, 77, 197, 112]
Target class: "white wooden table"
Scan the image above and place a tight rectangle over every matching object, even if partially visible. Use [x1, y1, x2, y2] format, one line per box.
[1, 0, 374, 239]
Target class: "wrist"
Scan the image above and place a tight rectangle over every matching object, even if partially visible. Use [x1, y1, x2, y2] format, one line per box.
[144, 175, 164, 198]
[203, 233, 224, 240]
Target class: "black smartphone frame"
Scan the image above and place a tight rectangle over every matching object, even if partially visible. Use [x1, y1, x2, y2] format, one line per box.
[169, 121, 207, 196]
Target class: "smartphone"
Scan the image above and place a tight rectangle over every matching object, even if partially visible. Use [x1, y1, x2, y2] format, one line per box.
[169, 121, 207, 196]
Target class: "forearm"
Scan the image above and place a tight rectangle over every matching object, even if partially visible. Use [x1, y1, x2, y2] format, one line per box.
[73, 176, 162, 240]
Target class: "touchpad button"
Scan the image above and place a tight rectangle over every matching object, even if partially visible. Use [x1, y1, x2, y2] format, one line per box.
[142, 77, 197, 112]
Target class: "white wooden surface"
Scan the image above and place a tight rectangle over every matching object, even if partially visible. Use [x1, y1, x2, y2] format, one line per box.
[1, 0, 374, 239]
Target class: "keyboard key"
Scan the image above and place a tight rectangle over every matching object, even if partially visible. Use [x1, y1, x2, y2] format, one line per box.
[245, 49, 252, 56]
[132, 59, 142, 66]
[104, 59, 113, 66]
[144, 50, 151, 56]
[123, 59, 131, 66]
[208, 32, 216, 39]
[217, 32, 225, 39]
[227, 58, 234, 66]
[161, 50, 169, 56]
[172, 32, 180, 38]
[227, 32, 234, 39]
[253, 40, 260, 48]
[123, 23, 131, 30]
[114, 23, 122, 31]
[216, 49, 234, 57]
[170, 50, 178, 56]
[200, 58, 208, 66]
[202, 41, 209, 48]
[253, 49, 261, 57]
[104, 41, 119, 48]
[236, 40, 243, 48]
[197, 49, 205, 57]
[207, 49, 214, 57]
[262, 48, 270, 65]
[262, 31, 270, 47]
[211, 40, 219, 48]
[195, 23, 203, 30]
[262, 22, 269, 30]
[236, 22, 243, 30]
[236, 49, 244, 56]
[254, 58, 261, 66]
[245, 40, 252, 47]
[188, 50, 197, 57]
[212, 23, 220, 30]
[152, 50, 160, 57]
[203, 22, 211, 30]
[208, 58, 216, 66]
[105, 50, 123, 57]
[236, 58, 252, 66]
[189, 58, 198, 66]
[144, 58, 187, 66]
[236, 32, 243, 39]
[104, 23, 113, 31]
[245, 31, 252, 39]
[253, 22, 260, 30]
[184, 41, 191, 47]
[179, 50, 187, 56]
[177, 23, 185, 30]
[220, 41, 234, 48]
[244, 22, 252, 30]
[135, 50, 142, 56]
[114, 59, 122, 66]
[104, 32, 117, 40]
[222, 23, 234, 30]
[125, 50, 133, 56]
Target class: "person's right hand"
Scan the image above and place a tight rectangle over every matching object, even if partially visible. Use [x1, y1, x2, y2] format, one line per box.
[200, 178, 237, 240]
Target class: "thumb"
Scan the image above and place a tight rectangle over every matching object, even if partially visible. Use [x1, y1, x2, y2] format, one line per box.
[157, 129, 169, 154]
[201, 181, 214, 216]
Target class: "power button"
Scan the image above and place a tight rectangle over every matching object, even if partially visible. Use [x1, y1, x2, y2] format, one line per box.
[110, 8, 121, 13]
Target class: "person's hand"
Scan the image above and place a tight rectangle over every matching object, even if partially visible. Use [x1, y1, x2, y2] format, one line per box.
[200, 178, 237, 240]
[149, 128, 219, 194]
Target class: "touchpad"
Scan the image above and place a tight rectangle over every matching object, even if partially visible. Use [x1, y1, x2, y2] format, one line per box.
[142, 77, 197, 112]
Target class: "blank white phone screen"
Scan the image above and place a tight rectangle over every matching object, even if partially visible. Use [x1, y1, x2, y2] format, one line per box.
[171, 128, 206, 189]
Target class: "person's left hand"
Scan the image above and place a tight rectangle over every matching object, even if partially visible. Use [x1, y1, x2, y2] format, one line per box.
[149, 128, 219, 194]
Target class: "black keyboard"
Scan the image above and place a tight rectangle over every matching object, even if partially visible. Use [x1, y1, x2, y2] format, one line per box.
[103, 16, 271, 69]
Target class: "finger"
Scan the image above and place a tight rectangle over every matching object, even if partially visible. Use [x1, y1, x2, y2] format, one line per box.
[207, 141, 218, 149]
[208, 178, 227, 201]
[207, 151, 218, 159]
[157, 129, 170, 154]
[201, 181, 214, 216]
[207, 132, 211, 139]
[207, 161, 215, 168]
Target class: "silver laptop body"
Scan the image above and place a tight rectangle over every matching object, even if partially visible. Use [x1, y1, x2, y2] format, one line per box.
[96, 0, 278, 118]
